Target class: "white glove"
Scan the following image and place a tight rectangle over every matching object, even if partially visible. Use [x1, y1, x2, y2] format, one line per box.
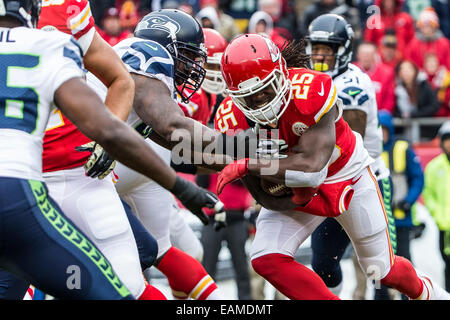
[256, 139, 288, 159]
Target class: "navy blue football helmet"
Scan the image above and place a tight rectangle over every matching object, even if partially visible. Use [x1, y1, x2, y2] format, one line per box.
[305, 14, 354, 78]
[134, 9, 207, 102]
[0, 0, 41, 28]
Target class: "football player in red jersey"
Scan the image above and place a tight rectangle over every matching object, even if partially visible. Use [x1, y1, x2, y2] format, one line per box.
[215, 33, 450, 300]
[176, 28, 228, 125]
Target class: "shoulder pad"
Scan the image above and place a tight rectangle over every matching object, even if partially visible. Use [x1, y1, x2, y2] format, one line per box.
[121, 39, 174, 79]
[289, 69, 337, 123]
[339, 85, 369, 107]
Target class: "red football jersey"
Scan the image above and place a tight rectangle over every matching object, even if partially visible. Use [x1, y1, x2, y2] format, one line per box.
[177, 87, 216, 125]
[39, 0, 96, 172]
[215, 68, 356, 178]
[214, 68, 358, 216]
[38, 0, 96, 54]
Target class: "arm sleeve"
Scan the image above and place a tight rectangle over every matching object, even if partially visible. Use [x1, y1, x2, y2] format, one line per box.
[120, 40, 175, 94]
[67, 0, 96, 55]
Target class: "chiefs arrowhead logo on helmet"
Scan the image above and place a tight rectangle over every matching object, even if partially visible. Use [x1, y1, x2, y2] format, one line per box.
[262, 35, 280, 63]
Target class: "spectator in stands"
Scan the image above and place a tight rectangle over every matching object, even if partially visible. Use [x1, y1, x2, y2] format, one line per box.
[356, 41, 396, 114]
[394, 60, 440, 118]
[378, 32, 402, 69]
[178, 2, 196, 16]
[431, 0, 450, 38]
[377, 110, 425, 300]
[364, 0, 415, 59]
[117, 0, 140, 31]
[355, 0, 375, 34]
[258, 0, 300, 40]
[403, 0, 432, 21]
[403, 0, 450, 39]
[196, 0, 240, 41]
[89, 0, 116, 24]
[424, 54, 450, 117]
[196, 175, 253, 300]
[98, 7, 131, 47]
[221, 0, 258, 21]
[301, 0, 360, 39]
[197, 6, 221, 29]
[423, 121, 450, 291]
[405, 7, 450, 77]
[247, 11, 289, 48]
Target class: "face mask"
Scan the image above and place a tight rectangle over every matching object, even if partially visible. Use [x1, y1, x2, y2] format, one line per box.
[253, 99, 283, 124]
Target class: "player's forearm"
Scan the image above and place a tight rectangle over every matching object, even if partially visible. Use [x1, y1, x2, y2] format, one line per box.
[137, 97, 238, 167]
[103, 76, 135, 121]
[343, 109, 366, 138]
[98, 118, 178, 190]
[132, 75, 253, 164]
[247, 154, 329, 188]
[84, 32, 134, 121]
[56, 78, 177, 190]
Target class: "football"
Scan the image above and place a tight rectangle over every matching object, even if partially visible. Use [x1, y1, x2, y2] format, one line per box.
[260, 178, 293, 197]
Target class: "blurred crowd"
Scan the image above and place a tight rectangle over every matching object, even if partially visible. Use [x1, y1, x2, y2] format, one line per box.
[89, 0, 450, 123]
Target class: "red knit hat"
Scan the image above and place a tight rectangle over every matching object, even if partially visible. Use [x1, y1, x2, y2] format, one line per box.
[417, 7, 440, 29]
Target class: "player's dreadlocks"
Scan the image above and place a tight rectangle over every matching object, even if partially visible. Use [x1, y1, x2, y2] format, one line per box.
[280, 39, 311, 69]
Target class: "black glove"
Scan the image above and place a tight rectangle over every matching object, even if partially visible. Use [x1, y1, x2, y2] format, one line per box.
[171, 176, 223, 226]
[395, 200, 411, 212]
[75, 142, 116, 179]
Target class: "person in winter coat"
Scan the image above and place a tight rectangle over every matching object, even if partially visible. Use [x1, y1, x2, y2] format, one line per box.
[364, 0, 415, 59]
[394, 60, 440, 118]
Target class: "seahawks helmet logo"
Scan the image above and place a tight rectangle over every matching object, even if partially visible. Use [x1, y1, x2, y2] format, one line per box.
[140, 14, 181, 37]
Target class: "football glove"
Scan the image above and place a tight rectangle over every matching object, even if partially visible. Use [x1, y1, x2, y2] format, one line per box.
[256, 138, 288, 159]
[75, 142, 116, 180]
[217, 158, 249, 195]
[213, 201, 227, 231]
[171, 176, 223, 226]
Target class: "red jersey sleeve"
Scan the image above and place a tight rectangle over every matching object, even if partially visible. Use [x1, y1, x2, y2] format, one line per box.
[38, 0, 96, 54]
[214, 96, 250, 134]
[289, 68, 337, 126]
[177, 88, 215, 125]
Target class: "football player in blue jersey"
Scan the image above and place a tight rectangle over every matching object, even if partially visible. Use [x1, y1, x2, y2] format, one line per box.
[305, 14, 398, 298]
[0, 0, 222, 300]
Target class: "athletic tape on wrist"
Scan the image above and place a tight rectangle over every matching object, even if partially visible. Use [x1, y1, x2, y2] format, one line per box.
[285, 165, 328, 188]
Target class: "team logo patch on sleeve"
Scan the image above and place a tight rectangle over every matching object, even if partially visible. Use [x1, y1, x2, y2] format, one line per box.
[292, 122, 309, 137]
